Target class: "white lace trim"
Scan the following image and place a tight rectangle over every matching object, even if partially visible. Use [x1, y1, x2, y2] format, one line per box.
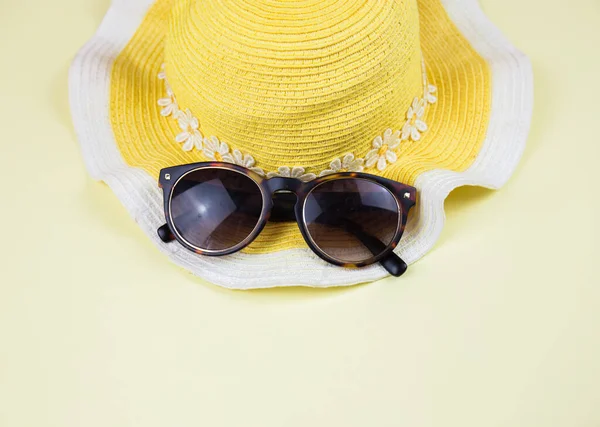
[157, 62, 437, 178]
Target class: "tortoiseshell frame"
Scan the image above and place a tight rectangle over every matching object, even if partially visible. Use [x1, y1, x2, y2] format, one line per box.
[158, 162, 416, 273]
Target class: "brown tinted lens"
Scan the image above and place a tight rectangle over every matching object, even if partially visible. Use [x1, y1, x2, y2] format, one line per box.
[303, 179, 400, 263]
[170, 168, 263, 252]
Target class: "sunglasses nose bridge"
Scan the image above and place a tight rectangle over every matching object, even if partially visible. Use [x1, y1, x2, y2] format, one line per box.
[265, 177, 302, 194]
[265, 177, 303, 223]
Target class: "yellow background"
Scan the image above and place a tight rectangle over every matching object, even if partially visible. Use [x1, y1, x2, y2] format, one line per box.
[0, 0, 599, 426]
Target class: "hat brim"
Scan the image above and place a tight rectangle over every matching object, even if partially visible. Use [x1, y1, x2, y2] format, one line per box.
[70, 0, 532, 289]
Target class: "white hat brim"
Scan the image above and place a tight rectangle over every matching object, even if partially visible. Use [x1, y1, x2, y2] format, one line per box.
[69, 0, 533, 289]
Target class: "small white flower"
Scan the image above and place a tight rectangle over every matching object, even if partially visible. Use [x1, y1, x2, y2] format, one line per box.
[401, 97, 428, 142]
[425, 84, 437, 104]
[267, 166, 316, 182]
[365, 129, 401, 172]
[157, 86, 179, 117]
[231, 149, 265, 176]
[158, 63, 167, 80]
[203, 136, 234, 163]
[319, 153, 365, 177]
[174, 109, 203, 151]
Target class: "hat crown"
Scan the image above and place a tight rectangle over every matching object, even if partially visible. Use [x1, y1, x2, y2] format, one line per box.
[163, 0, 424, 172]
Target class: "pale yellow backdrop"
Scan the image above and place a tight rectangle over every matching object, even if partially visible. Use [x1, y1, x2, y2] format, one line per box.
[0, 1, 599, 426]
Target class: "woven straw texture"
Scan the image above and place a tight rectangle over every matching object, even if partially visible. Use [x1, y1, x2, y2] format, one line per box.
[70, 0, 533, 288]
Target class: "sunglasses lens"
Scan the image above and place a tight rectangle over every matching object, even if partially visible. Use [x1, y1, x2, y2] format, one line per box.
[169, 168, 264, 252]
[303, 179, 400, 263]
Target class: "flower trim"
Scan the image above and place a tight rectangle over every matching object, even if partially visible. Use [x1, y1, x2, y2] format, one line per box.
[176, 109, 203, 152]
[366, 129, 401, 171]
[267, 166, 316, 182]
[319, 153, 365, 177]
[157, 63, 437, 179]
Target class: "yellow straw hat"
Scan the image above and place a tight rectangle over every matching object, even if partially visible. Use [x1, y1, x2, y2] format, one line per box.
[70, 0, 533, 289]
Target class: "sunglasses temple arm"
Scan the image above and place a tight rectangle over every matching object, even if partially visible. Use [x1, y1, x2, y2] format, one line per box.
[336, 219, 407, 277]
[380, 253, 408, 277]
[353, 232, 407, 277]
[157, 223, 176, 243]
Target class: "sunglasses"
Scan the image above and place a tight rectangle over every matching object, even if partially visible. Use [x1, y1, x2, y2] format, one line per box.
[156, 162, 416, 277]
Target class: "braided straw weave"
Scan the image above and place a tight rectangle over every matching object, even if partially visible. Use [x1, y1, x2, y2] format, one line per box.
[165, 0, 422, 171]
[71, 0, 533, 287]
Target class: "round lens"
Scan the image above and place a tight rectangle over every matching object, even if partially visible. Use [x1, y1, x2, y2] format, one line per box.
[303, 179, 400, 263]
[169, 168, 264, 252]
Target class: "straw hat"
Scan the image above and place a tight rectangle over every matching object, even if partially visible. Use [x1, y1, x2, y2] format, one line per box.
[70, 0, 533, 289]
